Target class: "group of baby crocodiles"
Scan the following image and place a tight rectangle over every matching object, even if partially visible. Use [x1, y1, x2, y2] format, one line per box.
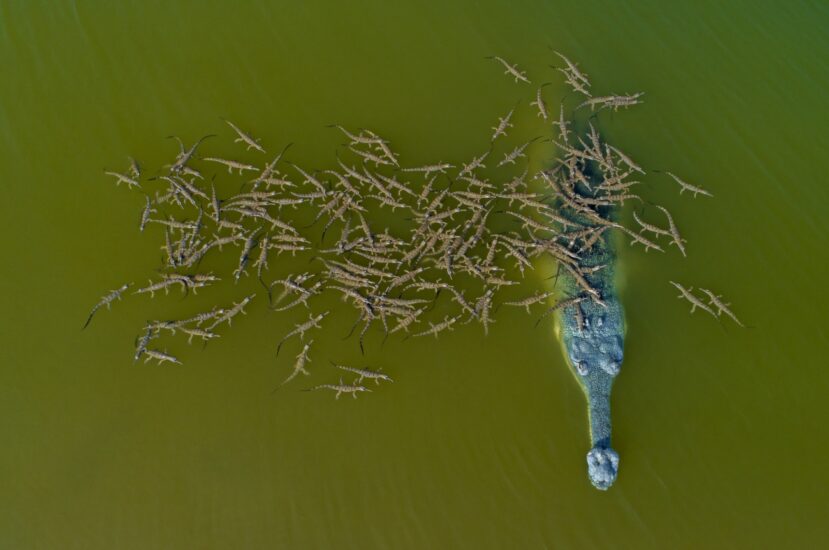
[87, 51, 743, 489]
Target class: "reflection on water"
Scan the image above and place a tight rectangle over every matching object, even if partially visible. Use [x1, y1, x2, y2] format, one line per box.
[1, 1, 829, 548]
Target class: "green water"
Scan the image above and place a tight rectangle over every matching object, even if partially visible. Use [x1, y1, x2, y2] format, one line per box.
[2, 1, 829, 548]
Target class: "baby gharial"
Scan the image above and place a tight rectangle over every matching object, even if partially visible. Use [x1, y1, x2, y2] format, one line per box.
[561, 298, 624, 378]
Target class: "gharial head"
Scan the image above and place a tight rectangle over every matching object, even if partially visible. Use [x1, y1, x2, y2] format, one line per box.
[566, 333, 623, 378]
[586, 446, 619, 490]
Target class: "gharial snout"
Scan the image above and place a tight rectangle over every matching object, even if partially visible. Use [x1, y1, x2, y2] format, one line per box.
[587, 446, 619, 490]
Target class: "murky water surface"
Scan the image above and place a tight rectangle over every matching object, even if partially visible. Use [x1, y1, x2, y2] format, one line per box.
[2, 1, 828, 548]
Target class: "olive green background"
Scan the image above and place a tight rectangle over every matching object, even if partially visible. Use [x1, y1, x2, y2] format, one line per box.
[1, 1, 827, 548]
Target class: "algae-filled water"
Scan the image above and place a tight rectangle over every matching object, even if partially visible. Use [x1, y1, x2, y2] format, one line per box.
[2, 1, 829, 548]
